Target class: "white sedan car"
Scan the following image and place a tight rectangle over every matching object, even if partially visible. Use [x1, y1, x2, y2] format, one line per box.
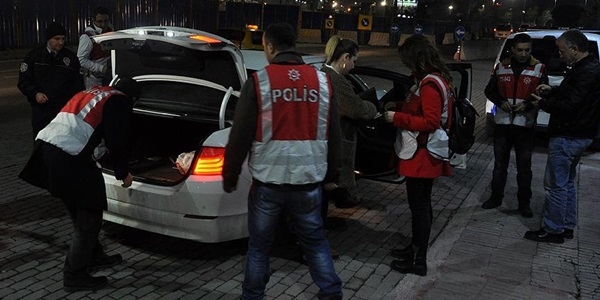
[94, 27, 472, 243]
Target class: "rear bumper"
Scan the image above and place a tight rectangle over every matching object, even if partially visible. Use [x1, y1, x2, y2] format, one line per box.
[103, 199, 248, 242]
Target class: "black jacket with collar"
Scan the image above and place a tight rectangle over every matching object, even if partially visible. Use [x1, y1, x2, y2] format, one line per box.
[540, 55, 600, 139]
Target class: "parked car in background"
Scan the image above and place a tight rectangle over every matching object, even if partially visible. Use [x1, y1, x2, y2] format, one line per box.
[494, 23, 513, 39]
[90, 27, 473, 243]
[485, 29, 600, 146]
[217, 25, 264, 50]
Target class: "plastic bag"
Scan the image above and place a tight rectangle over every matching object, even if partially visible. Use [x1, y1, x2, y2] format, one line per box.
[175, 151, 195, 175]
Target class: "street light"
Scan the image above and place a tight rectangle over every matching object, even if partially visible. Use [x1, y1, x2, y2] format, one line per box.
[448, 5, 454, 15]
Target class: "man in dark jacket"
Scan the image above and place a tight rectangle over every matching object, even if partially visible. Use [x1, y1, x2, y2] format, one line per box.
[526, 29, 600, 243]
[222, 23, 343, 300]
[18, 21, 85, 139]
[19, 78, 140, 292]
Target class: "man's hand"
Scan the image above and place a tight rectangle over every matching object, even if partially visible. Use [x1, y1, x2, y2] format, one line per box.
[223, 183, 236, 193]
[121, 173, 133, 188]
[35, 92, 48, 104]
[536, 84, 551, 95]
[384, 111, 395, 123]
[499, 101, 512, 112]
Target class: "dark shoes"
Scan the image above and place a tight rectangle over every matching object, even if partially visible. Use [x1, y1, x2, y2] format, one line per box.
[88, 254, 123, 273]
[481, 197, 502, 209]
[390, 245, 427, 276]
[519, 206, 533, 218]
[482, 197, 533, 218]
[390, 244, 413, 260]
[331, 188, 360, 209]
[64, 273, 108, 292]
[524, 228, 564, 244]
[563, 229, 574, 239]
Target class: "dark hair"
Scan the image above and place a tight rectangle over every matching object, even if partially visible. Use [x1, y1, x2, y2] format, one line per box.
[399, 34, 453, 86]
[92, 6, 110, 18]
[559, 29, 589, 52]
[324, 35, 359, 65]
[512, 33, 532, 45]
[114, 77, 140, 101]
[263, 23, 296, 52]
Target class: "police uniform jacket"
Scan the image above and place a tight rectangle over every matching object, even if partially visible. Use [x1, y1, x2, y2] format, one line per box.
[18, 45, 85, 134]
[320, 65, 377, 189]
[485, 56, 547, 128]
[539, 55, 600, 139]
[19, 87, 133, 210]
[222, 52, 342, 190]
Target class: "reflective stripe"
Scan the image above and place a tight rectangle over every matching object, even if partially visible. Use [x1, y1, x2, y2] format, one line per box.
[250, 65, 331, 184]
[36, 87, 124, 155]
[493, 63, 544, 127]
[255, 69, 273, 142]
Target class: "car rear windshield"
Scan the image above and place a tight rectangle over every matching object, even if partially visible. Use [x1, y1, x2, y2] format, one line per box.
[499, 36, 599, 75]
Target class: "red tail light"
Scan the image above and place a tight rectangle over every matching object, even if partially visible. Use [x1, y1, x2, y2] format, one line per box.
[192, 147, 225, 176]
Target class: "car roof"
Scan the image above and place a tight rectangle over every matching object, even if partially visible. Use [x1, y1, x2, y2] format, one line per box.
[240, 49, 325, 72]
[508, 30, 600, 41]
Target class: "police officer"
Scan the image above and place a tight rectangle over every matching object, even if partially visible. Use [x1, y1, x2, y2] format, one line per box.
[18, 21, 84, 139]
[77, 6, 113, 89]
[482, 33, 548, 218]
[222, 23, 343, 300]
[19, 78, 140, 292]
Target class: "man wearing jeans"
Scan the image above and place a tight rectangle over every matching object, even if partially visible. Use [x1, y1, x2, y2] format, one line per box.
[526, 29, 600, 243]
[222, 23, 343, 299]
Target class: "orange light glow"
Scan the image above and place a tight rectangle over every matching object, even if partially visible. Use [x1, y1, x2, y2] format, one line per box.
[190, 35, 222, 44]
[192, 147, 225, 176]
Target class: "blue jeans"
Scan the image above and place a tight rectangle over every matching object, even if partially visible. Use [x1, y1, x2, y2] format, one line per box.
[242, 182, 342, 300]
[542, 137, 592, 234]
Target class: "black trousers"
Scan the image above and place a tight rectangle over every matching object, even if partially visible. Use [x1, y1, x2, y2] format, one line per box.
[61, 200, 104, 277]
[491, 125, 535, 206]
[405, 177, 434, 248]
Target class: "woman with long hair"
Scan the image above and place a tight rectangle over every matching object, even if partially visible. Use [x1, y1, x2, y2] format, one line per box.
[384, 34, 453, 276]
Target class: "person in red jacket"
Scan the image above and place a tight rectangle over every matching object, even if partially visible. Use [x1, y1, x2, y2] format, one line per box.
[384, 34, 453, 276]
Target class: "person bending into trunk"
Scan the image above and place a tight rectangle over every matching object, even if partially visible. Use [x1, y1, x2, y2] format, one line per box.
[18, 78, 140, 292]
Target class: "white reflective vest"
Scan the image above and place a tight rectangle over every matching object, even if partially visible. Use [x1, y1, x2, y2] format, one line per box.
[250, 64, 332, 185]
[36, 87, 125, 156]
[394, 74, 452, 161]
[493, 62, 544, 127]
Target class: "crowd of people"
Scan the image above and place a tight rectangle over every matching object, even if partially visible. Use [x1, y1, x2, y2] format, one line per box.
[14, 7, 600, 297]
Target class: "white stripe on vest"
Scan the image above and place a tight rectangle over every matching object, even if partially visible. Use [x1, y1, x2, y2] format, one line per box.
[493, 63, 543, 127]
[251, 67, 331, 185]
[36, 89, 124, 155]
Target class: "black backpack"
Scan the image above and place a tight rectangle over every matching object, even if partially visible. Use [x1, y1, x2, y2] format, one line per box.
[447, 95, 478, 155]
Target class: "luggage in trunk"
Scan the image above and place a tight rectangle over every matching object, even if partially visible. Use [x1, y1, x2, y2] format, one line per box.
[100, 112, 220, 185]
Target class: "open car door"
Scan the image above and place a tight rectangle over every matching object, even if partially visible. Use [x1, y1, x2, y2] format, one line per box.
[348, 63, 473, 183]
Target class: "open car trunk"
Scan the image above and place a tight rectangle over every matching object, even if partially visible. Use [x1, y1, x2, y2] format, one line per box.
[100, 112, 221, 185]
[100, 77, 238, 186]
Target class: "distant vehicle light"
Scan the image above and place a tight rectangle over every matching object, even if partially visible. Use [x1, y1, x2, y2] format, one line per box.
[192, 147, 225, 176]
[190, 35, 222, 44]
